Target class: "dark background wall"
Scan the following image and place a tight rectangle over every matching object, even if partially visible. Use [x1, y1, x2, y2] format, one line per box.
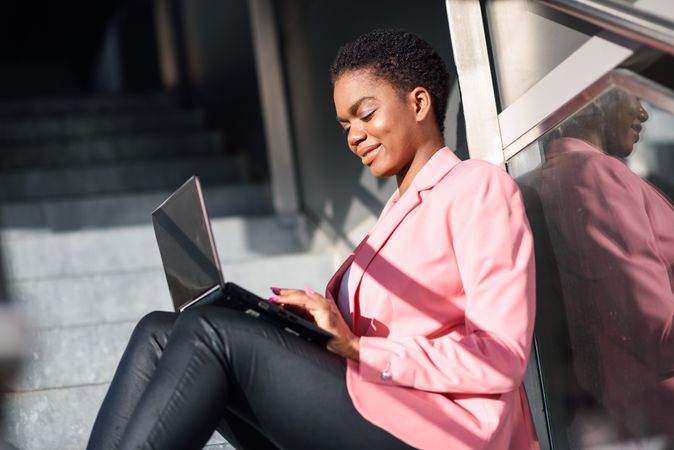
[275, 0, 463, 244]
[0, 0, 123, 97]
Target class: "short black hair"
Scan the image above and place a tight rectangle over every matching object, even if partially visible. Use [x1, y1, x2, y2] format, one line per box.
[330, 28, 452, 133]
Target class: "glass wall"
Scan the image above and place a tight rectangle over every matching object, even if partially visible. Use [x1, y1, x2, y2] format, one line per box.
[484, 0, 598, 110]
[508, 82, 674, 448]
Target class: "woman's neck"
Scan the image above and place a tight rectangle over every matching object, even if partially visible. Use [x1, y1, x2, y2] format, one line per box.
[396, 137, 445, 196]
[571, 130, 605, 153]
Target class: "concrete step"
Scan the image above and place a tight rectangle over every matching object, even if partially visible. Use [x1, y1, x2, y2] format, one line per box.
[9, 252, 337, 392]
[2, 215, 330, 280]
[13, 322, 135, 393]
[0, 155, 248, 202]
[0, 109, 203, 142]
[0, 383, 226, 450]
[0, 183, 272, 231]
[9, 252, 337, 332]
[0, 63, 79, 101]
[0, 131, 223, 170]
[0, 93, 178, 118]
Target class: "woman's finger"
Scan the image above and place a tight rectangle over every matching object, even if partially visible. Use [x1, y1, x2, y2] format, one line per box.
[270, 287, 302, 296]
[269, 287, 321, 297]
[270, 292, 314, 308]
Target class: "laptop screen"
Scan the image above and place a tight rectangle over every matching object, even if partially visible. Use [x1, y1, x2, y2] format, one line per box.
[152, 176, 223, 310]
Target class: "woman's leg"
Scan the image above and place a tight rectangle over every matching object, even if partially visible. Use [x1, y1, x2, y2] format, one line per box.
[86, 309, 275, 450]
[113, 305, 412, 450]
[87, 311, 179, 450]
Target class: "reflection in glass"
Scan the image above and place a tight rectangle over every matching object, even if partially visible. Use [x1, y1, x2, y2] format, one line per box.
[510, 86, 674, 448]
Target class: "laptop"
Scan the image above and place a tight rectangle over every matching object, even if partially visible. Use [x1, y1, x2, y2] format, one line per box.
[151, 176, 332, 345]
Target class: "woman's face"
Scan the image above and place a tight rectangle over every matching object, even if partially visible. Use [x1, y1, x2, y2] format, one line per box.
[602, 91, 649, 158]
[333, 69, 419, 177]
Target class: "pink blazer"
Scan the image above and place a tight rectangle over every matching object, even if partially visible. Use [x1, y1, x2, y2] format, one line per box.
[325, 148, 539, 450]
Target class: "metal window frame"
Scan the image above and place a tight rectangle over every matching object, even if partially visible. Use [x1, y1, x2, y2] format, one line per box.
[445, 0, 643, 165]
[499, 0, 674, 162]
[498, 28, 640, 159]
[540, 0, 674, 56]
[505, 68, 674, 164]
[445, 0, 505, 168]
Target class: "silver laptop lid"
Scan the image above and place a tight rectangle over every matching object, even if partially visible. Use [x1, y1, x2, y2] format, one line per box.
[151, 176, 224, 311]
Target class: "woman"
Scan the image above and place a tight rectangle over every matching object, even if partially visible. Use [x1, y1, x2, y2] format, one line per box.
[88, 29, 538, 450]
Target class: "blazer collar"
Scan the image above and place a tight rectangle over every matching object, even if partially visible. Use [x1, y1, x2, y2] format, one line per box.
[348, 147, 461, 332]
[412, 146, 462, 192]
[385, 146, 461, 204]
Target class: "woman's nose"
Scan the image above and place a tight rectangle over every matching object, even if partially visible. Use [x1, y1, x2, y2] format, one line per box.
[638, 104, 649, 122]
[348, 127, 367, 148]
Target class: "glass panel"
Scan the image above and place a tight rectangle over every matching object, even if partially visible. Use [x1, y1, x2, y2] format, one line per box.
[485, 0, 598, 110]
[509, 86, 674, 449]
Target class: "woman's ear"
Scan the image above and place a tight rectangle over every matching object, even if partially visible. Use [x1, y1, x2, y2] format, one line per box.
[410, 87, 432, 123]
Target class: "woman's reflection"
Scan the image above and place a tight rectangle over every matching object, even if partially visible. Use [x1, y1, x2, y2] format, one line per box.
[540, 88, 674, 444]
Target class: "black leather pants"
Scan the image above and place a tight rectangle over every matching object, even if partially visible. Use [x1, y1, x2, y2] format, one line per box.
[87, 305, 412, 450]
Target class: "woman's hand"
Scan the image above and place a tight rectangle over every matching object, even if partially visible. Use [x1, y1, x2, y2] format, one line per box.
[270, 288, 360, 361]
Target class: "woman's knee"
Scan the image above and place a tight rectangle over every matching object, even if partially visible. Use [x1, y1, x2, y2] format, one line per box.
[173, 306, 261, 350]
[131, 310, 177, 344]
[173, 306, 228, 336]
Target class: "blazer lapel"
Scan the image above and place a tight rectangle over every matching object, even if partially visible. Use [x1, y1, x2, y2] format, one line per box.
[348, 147, 462, 332]
[349, 188, 422, 332]
[351, 189, 421, 280]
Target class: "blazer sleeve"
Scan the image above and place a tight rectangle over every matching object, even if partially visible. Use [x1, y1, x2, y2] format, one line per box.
[358, 163, 536, 394]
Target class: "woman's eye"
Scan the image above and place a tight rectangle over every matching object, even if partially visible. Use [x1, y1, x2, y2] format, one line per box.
[361, 110, 375, 121]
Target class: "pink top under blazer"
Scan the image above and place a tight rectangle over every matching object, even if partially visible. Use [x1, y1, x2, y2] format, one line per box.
[325, 147, 539, 449]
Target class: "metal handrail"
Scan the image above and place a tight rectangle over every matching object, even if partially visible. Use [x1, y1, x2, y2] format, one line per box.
[539, 0, 674, 56]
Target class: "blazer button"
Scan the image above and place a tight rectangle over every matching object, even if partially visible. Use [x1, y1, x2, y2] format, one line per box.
[381, 370, 392, 381]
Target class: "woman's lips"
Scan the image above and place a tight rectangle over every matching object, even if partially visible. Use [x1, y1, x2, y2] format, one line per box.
[361, 145, 381, 165]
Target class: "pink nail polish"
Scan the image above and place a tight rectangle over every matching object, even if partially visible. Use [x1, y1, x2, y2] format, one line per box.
[270, 287, 281, 295]
[305, 287, 316, 295]
[268, 295, 280, 302]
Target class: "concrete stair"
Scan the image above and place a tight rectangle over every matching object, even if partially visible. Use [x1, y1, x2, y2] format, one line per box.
[0, 154, 249, 202]
[0, 131, 223, 170]
[0, 109, 205, 143]
[0, 183, 272, 231]
[0, 92, 244, 203]
[0, 93, 179, 118]
[1, 213, 336, 450]
[0, 93, 339, 449]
